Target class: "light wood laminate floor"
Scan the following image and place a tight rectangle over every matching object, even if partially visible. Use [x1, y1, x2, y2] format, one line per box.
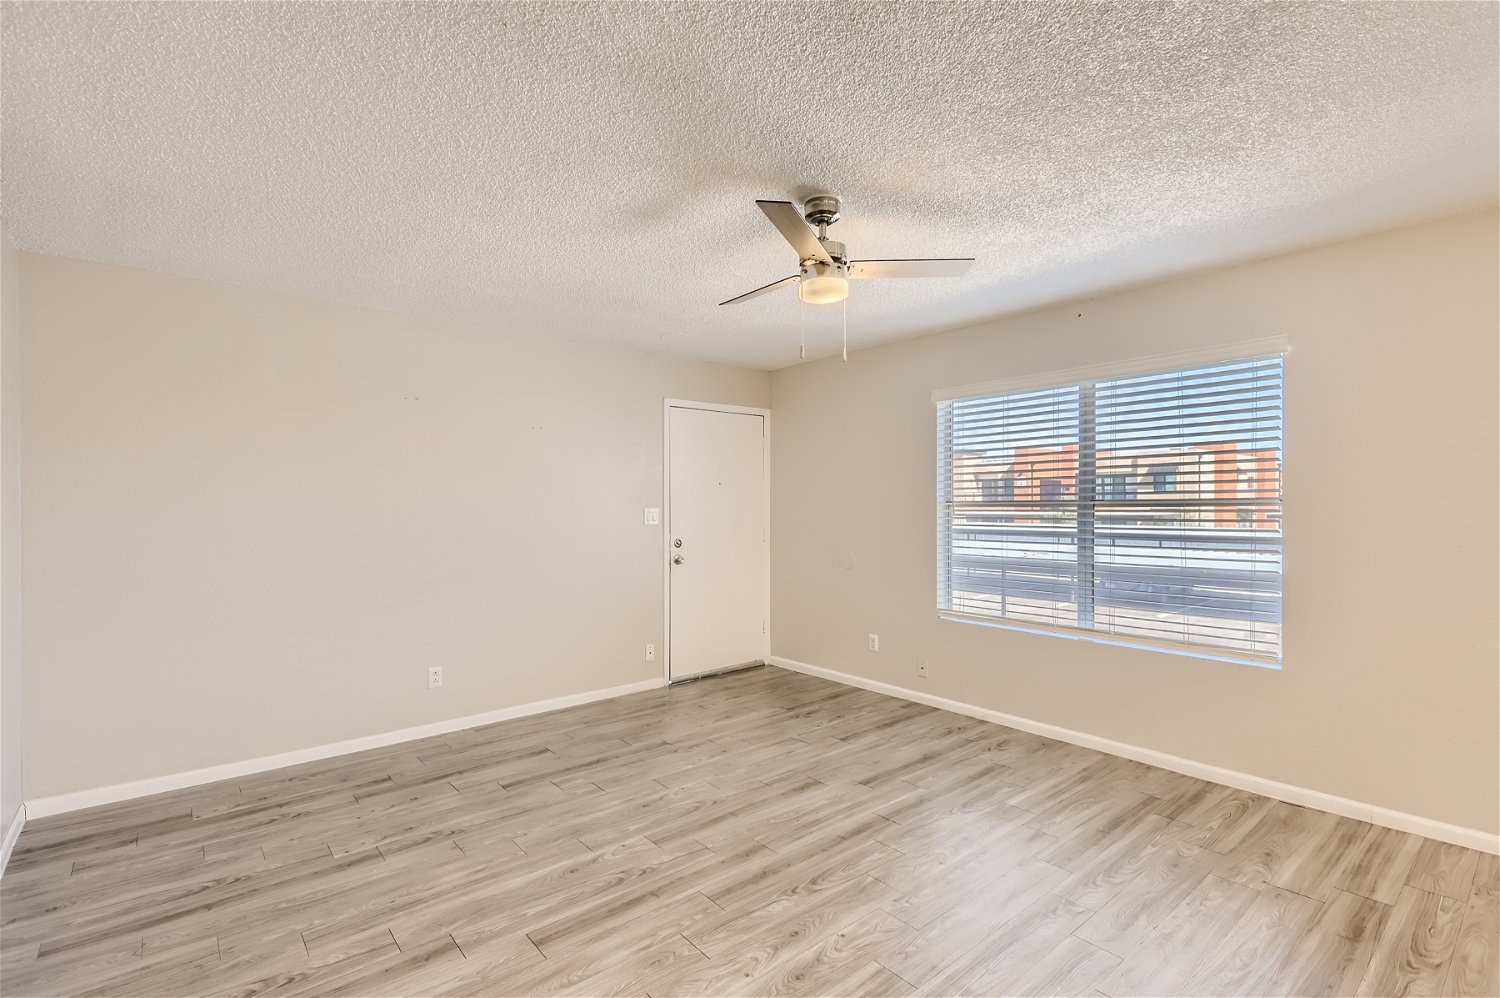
[2, 667, 1495, 997]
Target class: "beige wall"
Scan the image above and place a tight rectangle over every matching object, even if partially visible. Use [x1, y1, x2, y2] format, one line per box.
[18, 254, 768, 799]
[770, 210, 1500, 835]
[14, 211, 1498, 833]
[1, 228, 22, 836]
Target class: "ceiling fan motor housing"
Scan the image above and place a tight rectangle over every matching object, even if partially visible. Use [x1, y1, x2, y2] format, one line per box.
[805, 239, 849, 276]
[810, 240, 846, 268]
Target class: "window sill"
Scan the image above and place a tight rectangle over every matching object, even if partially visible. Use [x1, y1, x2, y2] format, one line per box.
[937, 611, 1282, 670]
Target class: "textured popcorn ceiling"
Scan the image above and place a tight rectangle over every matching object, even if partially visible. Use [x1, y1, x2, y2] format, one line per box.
[2, 2, 1496, 369]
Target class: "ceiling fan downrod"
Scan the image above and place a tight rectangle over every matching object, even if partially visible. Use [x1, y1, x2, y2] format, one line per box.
[802, 195, 847, 270]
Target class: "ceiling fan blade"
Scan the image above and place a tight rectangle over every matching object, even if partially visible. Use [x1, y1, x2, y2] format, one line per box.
[756, 200, 833, 266]
[718, 274, 799, 306]
[849, 258, 975, 279]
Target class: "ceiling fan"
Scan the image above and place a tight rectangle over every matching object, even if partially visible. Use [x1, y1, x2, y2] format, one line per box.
[719, 195, 975, 308]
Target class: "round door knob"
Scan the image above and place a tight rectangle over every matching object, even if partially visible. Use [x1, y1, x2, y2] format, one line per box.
[672, 554, 685, 565]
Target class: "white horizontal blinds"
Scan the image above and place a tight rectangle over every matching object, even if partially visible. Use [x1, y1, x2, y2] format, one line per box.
[936, 400, 955, 612]
[937, 352, 1284, 661]
[1090, 355, 1283, 658]
[939, 383, 1083, 630]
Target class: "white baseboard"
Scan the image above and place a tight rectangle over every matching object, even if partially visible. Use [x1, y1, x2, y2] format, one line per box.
[770, 655, 1499, 856]
[0, 802, 25, 877]
[25, 677, 665, 820]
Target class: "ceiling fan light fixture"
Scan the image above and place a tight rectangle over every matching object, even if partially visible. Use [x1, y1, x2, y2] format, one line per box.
[798, 273, 848, 305]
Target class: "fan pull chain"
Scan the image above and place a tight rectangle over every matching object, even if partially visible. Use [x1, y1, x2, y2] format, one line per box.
[799, 301, 806, 360]
[842, 298, 848, 362]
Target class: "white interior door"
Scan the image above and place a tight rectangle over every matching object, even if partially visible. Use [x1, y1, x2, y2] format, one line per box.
[667, 403, 768, 681]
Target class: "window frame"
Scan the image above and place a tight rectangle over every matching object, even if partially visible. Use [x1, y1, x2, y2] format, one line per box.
[934, 338, 1288, 670]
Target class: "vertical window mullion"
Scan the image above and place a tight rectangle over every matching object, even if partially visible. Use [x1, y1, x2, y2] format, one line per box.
[1077, 382, 1097, 630]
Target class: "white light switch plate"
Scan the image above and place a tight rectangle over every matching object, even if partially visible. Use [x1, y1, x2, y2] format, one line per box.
[644, 507, 660, 525]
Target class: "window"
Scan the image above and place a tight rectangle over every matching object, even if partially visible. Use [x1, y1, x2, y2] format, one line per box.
[978, 476, 1013, 503]
[937, 350, 1284, 664]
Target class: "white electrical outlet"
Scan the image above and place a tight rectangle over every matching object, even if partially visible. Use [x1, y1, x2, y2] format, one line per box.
[917, 660, 929, 680]
[868, 634, 880, 652]
[645, 643, 656, 663]
[427, 666, 443, 689]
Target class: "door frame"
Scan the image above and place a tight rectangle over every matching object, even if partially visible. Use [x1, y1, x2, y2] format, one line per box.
[662, 398, 772, 684]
